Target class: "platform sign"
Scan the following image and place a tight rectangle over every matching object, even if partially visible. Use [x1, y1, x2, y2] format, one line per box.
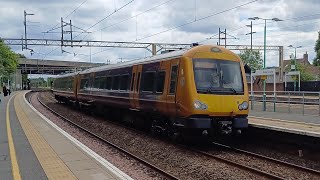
[253, 69, 275, 76]
[286, 71, 300, 76]
[284, 71, 301, 91]
[250, 68, 276, 102]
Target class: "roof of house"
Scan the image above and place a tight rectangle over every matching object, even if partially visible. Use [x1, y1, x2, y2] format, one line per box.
[282, 52, 320, 75]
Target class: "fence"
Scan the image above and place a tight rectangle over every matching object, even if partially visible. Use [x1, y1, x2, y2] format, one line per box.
[250, 91, 320, 116]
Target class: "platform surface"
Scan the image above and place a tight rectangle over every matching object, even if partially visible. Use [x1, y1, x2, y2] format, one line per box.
[249, 110, 320, 137]
[0, 91, 132, 180]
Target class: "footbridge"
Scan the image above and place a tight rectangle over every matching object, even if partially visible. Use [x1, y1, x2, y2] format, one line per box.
[18, 58, 103, 75]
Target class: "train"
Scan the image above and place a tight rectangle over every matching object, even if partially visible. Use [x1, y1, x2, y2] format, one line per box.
[52, 45, 250, 138]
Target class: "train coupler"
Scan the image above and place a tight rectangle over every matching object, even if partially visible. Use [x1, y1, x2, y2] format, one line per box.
[218, 121, 232, 135]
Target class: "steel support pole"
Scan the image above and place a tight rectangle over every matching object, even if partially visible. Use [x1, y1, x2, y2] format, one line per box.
[24, 10, 27, 50]
[250, 21, 253, 50]
[263, 19, 267, 111]
[294, 48, 297, 91]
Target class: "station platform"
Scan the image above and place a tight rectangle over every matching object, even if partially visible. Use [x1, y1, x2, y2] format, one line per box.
[249, 110, 320, 137]
[0, 91, 132, 180]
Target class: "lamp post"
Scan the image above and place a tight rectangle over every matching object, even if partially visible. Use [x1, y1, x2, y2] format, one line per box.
[288, 45, 302, 91]
[248, 17, 283, 111]
[24, 10, 35, 50]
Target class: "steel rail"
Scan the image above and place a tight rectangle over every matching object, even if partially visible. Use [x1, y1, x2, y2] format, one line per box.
[33, 91, 319, 179]
[36, 91, 280, 179]
[182, 145, 285, 180]
[34, 92, 179, 180]
[211, 141, 320, 177]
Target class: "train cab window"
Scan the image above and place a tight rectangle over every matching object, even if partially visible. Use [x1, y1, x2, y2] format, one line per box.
[193, 59, 244, 94]
[106, 76, 112, 90]
[130, 73, 135, 91]
[141, 72, 155, 92]
[169, 65, 178, 94]
[156, 71, 166, 93]
[136, 72, 141, 92]
[112, 76, 120, 90]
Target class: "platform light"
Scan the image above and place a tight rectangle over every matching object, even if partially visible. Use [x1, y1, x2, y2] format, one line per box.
[248, 16, 283, 111]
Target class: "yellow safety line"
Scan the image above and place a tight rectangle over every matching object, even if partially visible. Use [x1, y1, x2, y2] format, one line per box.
[6, 94, 21, 180]
[14, 93, 77, 180]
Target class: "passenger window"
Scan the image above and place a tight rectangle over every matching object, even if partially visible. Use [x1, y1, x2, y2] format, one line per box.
[68, 79, 72, 90]
[112, 76, 120, 90]
[94, 77, 100, 89]
[127, 75, 132, 90]
[106, 76, 112, 90]
[130, 73, 135, 91]
[156, 71, 165, 93]
[100, 77, 106, 89]
[169, 65, 178, 94]
[141, 72, 155, 92]
[136, 72, 141, 92]
[80, 78, 89, 90]
[120, 75, 129, 90]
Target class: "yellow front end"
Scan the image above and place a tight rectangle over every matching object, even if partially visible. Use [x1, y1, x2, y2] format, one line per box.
[175, 45, 249, 135]
[197, 94, 249, 117]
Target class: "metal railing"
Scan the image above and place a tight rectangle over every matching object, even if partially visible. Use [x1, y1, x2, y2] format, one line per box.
[249, 91, 320, 116]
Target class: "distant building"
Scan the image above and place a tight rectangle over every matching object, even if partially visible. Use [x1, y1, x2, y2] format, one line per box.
[283, 52, 320, 80]
[248, 52, 320, 91]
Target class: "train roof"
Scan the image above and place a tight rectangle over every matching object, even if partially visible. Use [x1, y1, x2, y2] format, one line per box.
[54, 72, 79, 78]
[79, 47, 188, 74]
[56, 45, 238, 75]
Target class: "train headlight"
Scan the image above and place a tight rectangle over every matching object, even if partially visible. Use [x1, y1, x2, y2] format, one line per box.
[238, 101, 249, 110]
[194, 100, 208, 110]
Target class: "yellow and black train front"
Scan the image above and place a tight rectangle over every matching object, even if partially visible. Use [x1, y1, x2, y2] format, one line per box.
[174, 45, 249, 136]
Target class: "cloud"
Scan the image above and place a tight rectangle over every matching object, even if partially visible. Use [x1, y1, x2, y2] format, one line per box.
[0, 0, 319, 68]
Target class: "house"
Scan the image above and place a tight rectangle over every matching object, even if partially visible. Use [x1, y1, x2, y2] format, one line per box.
[248, 52, 320, 91]
[282, 52, 320, 80]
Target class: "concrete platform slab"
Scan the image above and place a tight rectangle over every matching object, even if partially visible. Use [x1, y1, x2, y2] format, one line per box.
[249, 110, 320, 137]
[14, 91, 133, 180]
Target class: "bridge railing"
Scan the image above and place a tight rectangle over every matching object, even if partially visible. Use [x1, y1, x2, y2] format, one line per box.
[249, 91, 320, 116]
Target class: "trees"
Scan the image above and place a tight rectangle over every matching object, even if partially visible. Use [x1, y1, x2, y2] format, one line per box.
[285, 57, 314, 81]
[239, 48, 263, 72]
[295, 63, 314, 81]
[312, 31, 320, 66]
[0, 39, 19, 81]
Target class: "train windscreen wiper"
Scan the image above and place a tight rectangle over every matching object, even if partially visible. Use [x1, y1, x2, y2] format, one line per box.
[206, 87, 239, 94]
[230, 88, 237, 94]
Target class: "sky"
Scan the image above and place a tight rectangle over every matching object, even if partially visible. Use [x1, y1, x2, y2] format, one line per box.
[1, 0, 320, 72]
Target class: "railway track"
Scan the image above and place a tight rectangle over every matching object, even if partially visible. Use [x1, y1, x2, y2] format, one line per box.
[184, 141, 320, 180]
[186, 146, 284, 179]
[33, 92, 180, 180]
[210, 141, 320, 176]
[34, 91, 320, 179]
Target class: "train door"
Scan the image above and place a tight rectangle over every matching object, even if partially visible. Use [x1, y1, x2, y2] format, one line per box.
[72, 73, 78, 99]
[130, 65, 137, 108]
[166, 59, 180, 116]
[155, 61, 170, 114]
[75, 73, 81, 101]
[131, 64, 142, 110]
